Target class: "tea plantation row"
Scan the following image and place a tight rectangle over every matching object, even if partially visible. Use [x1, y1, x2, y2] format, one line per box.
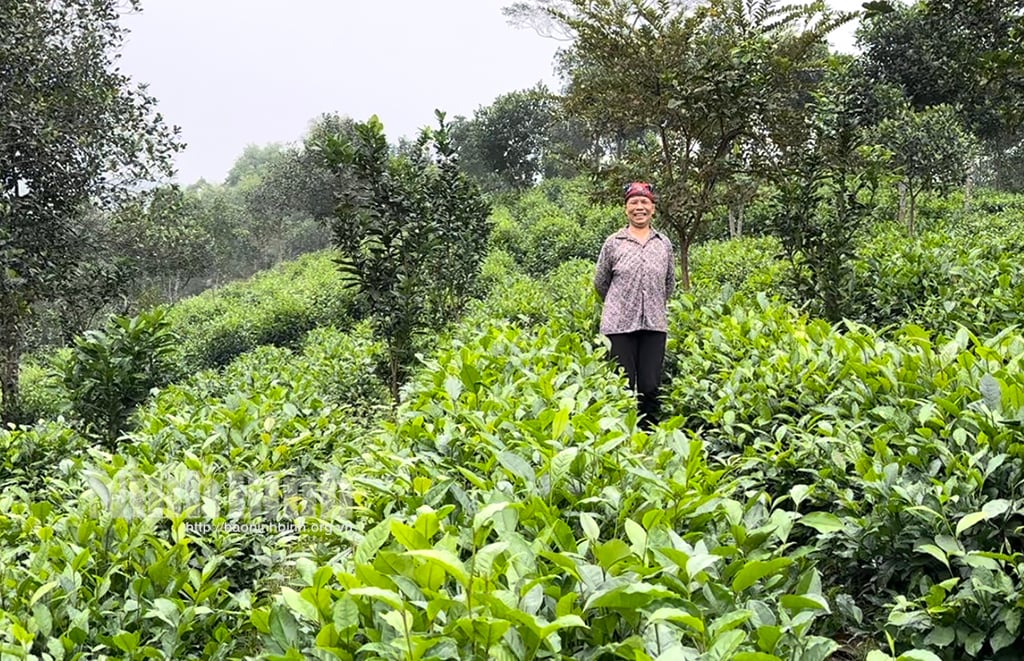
[2, 186, 1024, 659]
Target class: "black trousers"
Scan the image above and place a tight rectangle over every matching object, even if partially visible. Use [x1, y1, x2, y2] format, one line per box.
[608, 330, 667, 429]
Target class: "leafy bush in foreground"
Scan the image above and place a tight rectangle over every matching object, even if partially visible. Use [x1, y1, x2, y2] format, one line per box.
[59, 307, 177, 448]
[666, 290, 1024, 659]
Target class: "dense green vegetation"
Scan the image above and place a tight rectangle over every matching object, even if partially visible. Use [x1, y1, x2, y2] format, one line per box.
[4, 0, 1024, 658]
[3, 182, 1024, 659]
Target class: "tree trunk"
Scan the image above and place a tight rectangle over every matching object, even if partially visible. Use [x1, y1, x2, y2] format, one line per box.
[908, 190, 917, 237]
[679, 236, 692, 291]
[0, 317, 23, 423]
[897, 180, 909, 227]
[964, 165, 975, 212]
[727, 204, 746, 239]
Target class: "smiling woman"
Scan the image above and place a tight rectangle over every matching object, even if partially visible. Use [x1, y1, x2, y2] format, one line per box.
[593, 181, 676, 431]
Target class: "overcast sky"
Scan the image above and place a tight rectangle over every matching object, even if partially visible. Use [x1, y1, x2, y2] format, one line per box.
[117, 0, 865, 185]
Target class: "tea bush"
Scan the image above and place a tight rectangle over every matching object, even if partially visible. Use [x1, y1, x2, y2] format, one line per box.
[664, 289, 1024, 659]
[488, 178, 621, 276]
[689, 235, 788, 299]
[167, 250, 358, 372]
[255, 309, 843, 661]
[59, 307, 178, 448]
[6, 187, 1024, 660]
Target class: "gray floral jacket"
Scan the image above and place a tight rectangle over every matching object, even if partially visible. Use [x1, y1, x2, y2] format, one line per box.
[594, 227, 675, 334]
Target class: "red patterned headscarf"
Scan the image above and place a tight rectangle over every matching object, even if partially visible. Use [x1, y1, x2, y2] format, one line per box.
[624, 181, 656, 202]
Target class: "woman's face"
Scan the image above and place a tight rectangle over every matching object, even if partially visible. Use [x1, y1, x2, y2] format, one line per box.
[625, 195, 655, 227]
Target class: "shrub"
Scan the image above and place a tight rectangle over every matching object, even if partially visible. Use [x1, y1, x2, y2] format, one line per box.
[17, 353, 69, 422]
[59, 307, 177, 447]
[489, 177, 621, 276]
[690, 235, 788, 298]
[167, 250, 357, 372]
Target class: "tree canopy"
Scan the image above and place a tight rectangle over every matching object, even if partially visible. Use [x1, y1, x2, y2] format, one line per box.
[0, 0, 181, 420]
[520, 0, 852, 288]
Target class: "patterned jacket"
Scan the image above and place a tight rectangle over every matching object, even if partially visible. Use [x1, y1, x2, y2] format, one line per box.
[594, 227, 675, 334]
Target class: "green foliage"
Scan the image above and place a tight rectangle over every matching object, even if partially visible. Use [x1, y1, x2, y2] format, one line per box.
[488, 178, 621, 276]
[452, 83, 560, 193]
[16, 355, 69, 423]
[166, 250, 357, 373]
[6, 179, 1024, 660]
[690, 235, 787, 299]
[870, 102, 977, 234]
[59, 308, 177, 448]
[0, 316, 391, 660]
[851, 200, 1024, 339]
[664, 288, 1024, 658]
[0, 0, 181, 421]
[769, 70, 891, 323]
[856, 0, 1024, 143]
[540, 0, 852, 287]
[319, 112, 491, 402]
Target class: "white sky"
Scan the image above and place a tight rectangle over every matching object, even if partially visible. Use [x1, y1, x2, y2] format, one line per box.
[117, 0, 865, 185]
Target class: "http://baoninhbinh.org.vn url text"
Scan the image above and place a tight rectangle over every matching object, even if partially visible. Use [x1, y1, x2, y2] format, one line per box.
[183, 519, 342, 536]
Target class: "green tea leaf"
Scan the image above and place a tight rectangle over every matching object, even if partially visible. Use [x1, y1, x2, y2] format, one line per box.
[896, 651, 944, 661]
[333, 596, 359, 631]
[914, 544, 950, 571]
[624, 519, 647, 552]
[391, 520, 429, 550]
[550, 447, 578, 482]
[405, 549, 470, 585]
[732, 558, 793, 592]
[497, 450, 536, 483]
[980, 373, 1002, 410]
[539, 614, 587, 637]
[349, 587, 405, 611]
[649, 607, 705, 632]
[799, 512, 844, 534]
[356, 519, 391, 565]
[28, 581, 59, 608]
[955, 510, 991, 536]
[281, 586, 320, 623]
[779, 593, 829, 614]
[587, 582, 675, 610]
[552, 402, 571, 439]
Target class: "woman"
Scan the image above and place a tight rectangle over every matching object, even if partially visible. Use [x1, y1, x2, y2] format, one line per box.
[594, 181, 675, 430]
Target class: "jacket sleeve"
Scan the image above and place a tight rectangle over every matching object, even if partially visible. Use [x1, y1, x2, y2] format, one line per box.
[594, 239, 613, 300]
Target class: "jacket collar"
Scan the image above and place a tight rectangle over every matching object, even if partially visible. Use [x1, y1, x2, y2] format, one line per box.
[615, 226, 663, 242]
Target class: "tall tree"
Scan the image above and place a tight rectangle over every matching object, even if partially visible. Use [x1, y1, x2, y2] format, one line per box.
[770, 67, 891, 323]
[452, 84, 557, 192]
[511, 0, 852, 288]
[857, 0, 1024, 184]
[318, 112, 491, 404]
[0, 0, 180, 421]
[871, 102, 977, 234]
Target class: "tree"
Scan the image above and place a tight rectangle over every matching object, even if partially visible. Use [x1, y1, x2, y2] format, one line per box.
[517, 0, 852, 289]
[0, 0, 181, 421]
[318, 112, 491, 404]
[452, 84, 557, 193]
[224, 143, 287, 188]
[871, 102, 977, 234]
[858, 0, 1024, 142]
[770, 71, 891, 323]
[857, 0, 1024, 191]
[240, 114, 352, 267]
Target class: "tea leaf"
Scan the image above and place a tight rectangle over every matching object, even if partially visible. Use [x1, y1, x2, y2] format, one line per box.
[799, 512, 844, 534]
[732, 558, 793, 592]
